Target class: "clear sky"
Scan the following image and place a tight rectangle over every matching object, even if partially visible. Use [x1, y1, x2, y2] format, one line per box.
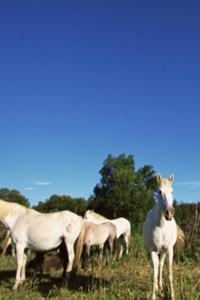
[0, 1, 200, 206]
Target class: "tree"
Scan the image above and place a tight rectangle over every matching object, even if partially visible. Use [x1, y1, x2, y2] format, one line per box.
[0, 188, 30, 207]
[88, 154, 156, 230]
[34, 195, 88, 216]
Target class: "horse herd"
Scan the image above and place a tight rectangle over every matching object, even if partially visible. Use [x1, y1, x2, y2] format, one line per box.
[0, 174, 184, 300]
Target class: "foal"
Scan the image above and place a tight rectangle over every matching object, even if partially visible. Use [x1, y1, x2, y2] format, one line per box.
[82, 221, 117, 269]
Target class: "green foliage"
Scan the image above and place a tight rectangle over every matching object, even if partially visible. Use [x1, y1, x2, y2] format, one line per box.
[88, 153, 156, 230]
[175, 202, 200, 262]
[0, 188, 30, 207]
[0, 235, 199, 299]
[33, 195, 88, 217]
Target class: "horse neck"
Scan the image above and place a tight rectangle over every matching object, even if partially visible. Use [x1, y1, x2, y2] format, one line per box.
[154, 204, 166, 227]
[1, 204, 27, 231]
[91, 212, 107, 222]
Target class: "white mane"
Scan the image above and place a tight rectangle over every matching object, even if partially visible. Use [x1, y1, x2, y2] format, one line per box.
[87, 210, 107, 221]
[0, 199, 15, 220]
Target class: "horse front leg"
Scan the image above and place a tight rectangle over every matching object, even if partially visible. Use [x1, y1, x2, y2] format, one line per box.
[98, 243, 104, 264]
[151, 251, 159, 300]
[168, 248, 175, 300]
[158, 252, 166, 292]
[21, 252, 27, 284]
[13, 243, 25, 290]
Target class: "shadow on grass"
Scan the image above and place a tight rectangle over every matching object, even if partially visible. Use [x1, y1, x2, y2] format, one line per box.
[0, 270, 16, 281]
[0, 269, 110, 298]
[36, 273, 110, 298]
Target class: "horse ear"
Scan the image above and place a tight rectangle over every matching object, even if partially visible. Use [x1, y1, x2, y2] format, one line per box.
[157, 173, 162, 183]
[169, 174, 174, 183]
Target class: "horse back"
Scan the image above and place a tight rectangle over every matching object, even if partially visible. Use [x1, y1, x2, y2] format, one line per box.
[12, 210, 83, 251]
[83, 221, 116, 245]
[110, 217, 131, 237]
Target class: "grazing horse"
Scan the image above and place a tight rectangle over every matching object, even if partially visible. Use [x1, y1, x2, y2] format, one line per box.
[143, 174, 178, 300]
[84, 210, 131, 258]
[82, 221, 117, 268]
[0, 199, 85, 290]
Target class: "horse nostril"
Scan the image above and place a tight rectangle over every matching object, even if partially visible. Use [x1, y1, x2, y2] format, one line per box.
[166, 210, 169, 216]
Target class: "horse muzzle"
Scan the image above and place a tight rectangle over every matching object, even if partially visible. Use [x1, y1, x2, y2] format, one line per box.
[164, 208, 174, 221]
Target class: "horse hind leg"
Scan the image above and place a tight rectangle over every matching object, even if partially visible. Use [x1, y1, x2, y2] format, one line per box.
[118, 236, 124, 258]
[118, 235, 125, 258]
[124, 233, 130, 255]
[64, 241, 75, 280]
[82, 244, 90, 269]
[59, 240, 68, 278]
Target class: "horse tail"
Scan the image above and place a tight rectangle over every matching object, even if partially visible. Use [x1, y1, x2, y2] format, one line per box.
[73, 221, 85, 271]
[176, 224, 185, 250]
[1, 230, 11, 256]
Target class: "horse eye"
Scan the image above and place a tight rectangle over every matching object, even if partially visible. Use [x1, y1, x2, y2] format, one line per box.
[158, 190, 162, 194]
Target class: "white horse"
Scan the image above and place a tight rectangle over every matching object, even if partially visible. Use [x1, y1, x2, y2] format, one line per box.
[82, 221, 117, 268]
[143, 174, 178, 300]
[0, 199, 85, 290]
[84, 210, 131, 258]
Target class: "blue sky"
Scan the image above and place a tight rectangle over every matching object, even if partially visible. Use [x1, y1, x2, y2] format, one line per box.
[0, 1, 200, 206]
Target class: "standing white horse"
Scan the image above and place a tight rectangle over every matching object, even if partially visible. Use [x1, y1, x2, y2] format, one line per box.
[143, 174, 177, 300]
[84, 210, 131, 258]
[82, 221, 117, 268]
[0, 199, 85, 290]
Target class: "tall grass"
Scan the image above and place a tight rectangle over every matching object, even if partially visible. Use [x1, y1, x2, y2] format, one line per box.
[0, 234, 199, 299]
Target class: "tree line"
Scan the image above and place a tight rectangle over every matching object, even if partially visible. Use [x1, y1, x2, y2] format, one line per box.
[0, 153, 199, 234]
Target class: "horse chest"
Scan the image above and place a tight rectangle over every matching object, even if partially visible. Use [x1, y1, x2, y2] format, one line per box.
[152, 224, 175, 252]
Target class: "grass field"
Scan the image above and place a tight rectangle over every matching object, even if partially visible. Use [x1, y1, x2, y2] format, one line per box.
[0, 235, 199, 300]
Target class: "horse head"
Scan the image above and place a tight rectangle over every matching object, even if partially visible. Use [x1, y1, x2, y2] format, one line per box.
[83, 209, 93, 220]
[157, 174, 175, 221]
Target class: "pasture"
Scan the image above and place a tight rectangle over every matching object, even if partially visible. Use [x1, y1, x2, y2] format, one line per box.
[0, 234, 199, 300]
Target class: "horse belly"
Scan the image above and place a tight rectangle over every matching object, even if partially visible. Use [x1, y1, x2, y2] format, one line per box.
[27, 237, 61, 251]
[85, 230, 108, 246]
[27, 226, 62, 251]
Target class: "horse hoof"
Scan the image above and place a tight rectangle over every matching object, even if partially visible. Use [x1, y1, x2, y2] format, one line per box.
[12, 284, 19, 291]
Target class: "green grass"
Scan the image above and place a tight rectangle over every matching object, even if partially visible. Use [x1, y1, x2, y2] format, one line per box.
[0, 235, 199, 300]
